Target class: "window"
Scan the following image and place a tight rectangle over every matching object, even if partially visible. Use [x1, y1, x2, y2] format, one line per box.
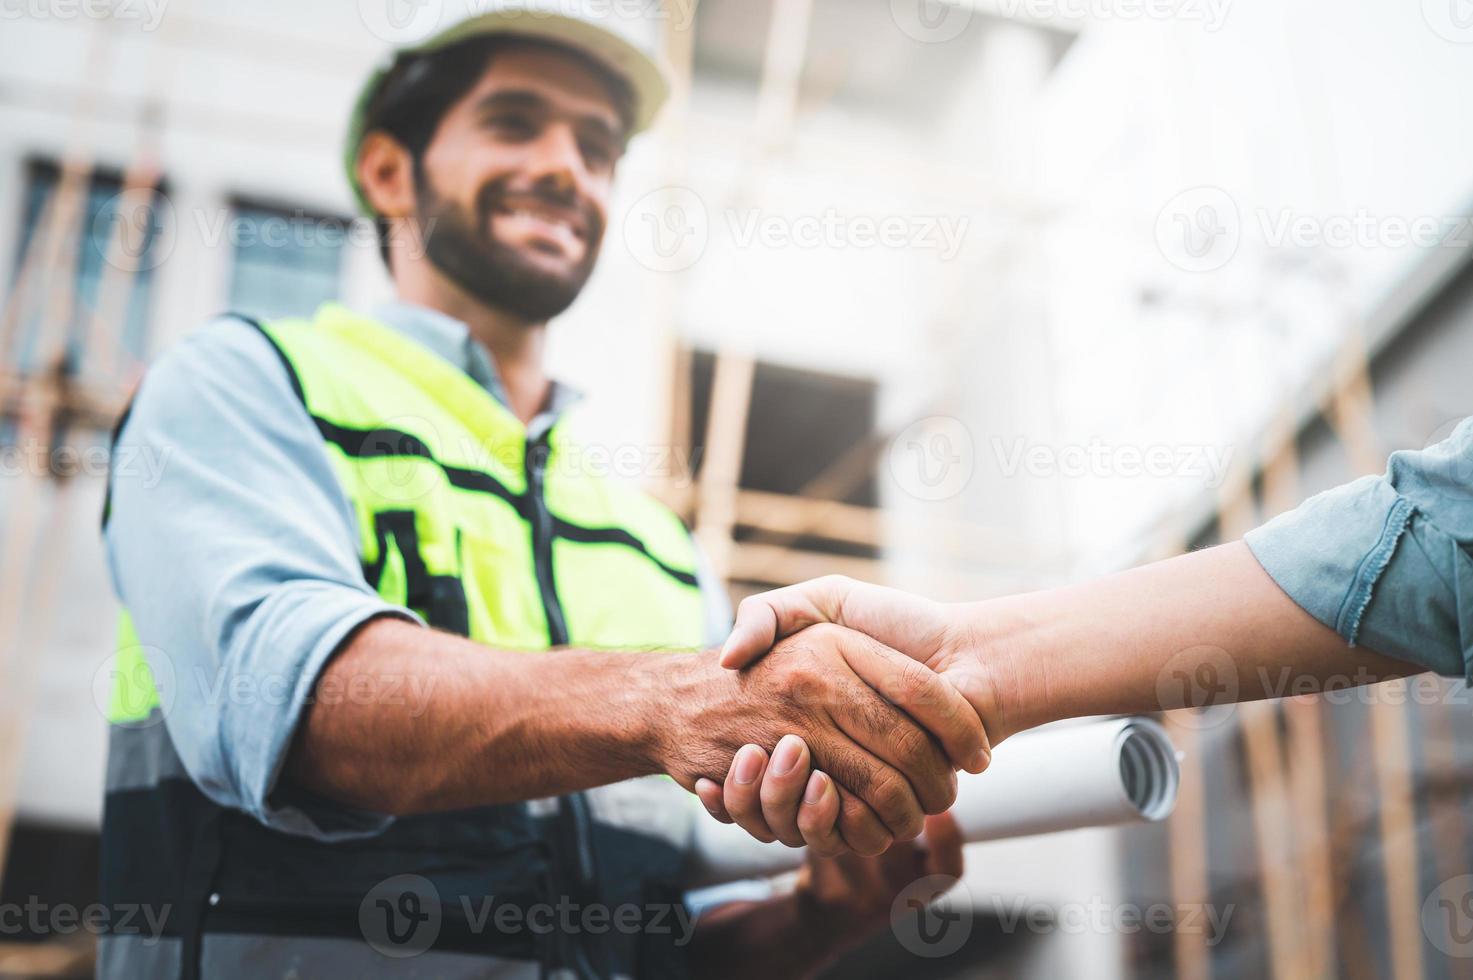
[227, 200, 348, 322]
[689, 351, 880, 505]
[687, 350, 881, 567]
[8, 160, 164, 377]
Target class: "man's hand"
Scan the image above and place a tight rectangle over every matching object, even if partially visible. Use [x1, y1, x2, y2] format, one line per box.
[687, 807, 966, 979]
[693, 736, 847, 854]
[658, 623, 987, 853]
[794, 809, 965, 958]
[691, 733, 893, 863]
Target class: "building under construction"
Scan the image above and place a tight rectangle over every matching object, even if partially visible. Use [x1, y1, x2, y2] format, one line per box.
[3, 1, 1473, 977]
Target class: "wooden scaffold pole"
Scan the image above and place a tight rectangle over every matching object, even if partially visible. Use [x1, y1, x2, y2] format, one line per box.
[1324, 329, 1425, 980]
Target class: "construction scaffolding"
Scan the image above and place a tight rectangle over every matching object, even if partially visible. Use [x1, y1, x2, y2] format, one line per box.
[1, 3, 1472, 979]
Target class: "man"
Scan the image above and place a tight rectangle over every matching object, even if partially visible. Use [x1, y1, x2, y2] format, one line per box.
[99, 4, 986, 978]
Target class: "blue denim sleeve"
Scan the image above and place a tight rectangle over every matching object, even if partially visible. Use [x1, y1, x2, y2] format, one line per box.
[1245, 418, 1473, 680]
[104, 316, 424, 840]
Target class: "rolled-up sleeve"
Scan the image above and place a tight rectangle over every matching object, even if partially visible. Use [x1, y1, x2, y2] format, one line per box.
[105, 317, 422, 839]
[1246, 418, 1473, 680]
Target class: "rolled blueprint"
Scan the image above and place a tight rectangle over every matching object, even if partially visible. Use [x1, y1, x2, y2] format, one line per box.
[685, 716, 1179, 887]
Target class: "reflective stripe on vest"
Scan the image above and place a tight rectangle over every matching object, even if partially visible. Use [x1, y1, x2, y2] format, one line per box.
[256, 305, 704, 650]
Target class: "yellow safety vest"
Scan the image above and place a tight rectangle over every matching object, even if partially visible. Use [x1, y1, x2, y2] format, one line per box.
[109, 302, 706, 721]
[101, 305, 708, 979]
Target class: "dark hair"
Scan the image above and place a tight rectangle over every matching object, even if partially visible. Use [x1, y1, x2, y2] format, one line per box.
[359, 34, 634, 266]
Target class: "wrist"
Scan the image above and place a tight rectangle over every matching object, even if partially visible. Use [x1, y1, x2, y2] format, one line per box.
[578, 649, 702, 779]
[637, 649, 727, 785]
[951, 594, 1057, 743]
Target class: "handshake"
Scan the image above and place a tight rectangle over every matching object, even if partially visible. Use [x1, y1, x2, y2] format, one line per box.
[656, 576, 1014, 858]
[656, 540, 1416, 858]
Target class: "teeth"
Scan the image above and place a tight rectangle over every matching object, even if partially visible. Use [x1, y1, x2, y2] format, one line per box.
[504, 208, 578, 236]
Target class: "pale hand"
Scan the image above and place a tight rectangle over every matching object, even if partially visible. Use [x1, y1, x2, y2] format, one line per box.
[720, 576, 1012, 750]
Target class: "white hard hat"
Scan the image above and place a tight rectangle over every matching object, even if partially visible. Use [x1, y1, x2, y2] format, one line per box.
[347, 0, 673, 213]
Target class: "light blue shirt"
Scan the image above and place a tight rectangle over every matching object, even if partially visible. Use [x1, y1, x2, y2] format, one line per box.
[105, 302, 731, 839]
[1246, 417, 1473, 681]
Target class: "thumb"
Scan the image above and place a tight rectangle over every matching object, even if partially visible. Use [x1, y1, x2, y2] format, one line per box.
[718, 598, 780, 668]
[719, 577, 855, 669]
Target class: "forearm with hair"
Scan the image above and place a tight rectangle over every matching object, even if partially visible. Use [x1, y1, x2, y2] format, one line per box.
[285, 617, 694, 814]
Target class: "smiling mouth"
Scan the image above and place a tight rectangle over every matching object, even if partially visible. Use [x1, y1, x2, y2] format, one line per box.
[493, 203, 589, 247]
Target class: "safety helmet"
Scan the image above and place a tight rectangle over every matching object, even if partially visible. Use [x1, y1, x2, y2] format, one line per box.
[345, 0, 673, 214]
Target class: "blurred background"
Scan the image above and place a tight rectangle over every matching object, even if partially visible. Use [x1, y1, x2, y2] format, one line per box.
[4, 0, 1473, 976]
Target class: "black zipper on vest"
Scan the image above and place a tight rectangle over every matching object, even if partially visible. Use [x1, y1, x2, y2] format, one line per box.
[525, 428, 603, 978]
[525, 429, 569, 647]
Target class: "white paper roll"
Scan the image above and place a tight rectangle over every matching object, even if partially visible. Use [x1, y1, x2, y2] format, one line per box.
[684, 716, 1179, 887]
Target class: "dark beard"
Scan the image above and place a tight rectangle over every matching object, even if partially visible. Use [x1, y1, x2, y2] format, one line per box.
[415, 174, 602, 323]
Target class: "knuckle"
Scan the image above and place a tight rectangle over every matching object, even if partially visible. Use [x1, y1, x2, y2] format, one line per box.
[878, 792, 924, 840]
[725, 786, 760, 818]
[869, 769, 911, 818]
[954, 708, 984, 756]
[795, 809, 825, 839]
[896, 660, 933, 706]
[912, 755, 955, 809]
[736, 817, 777, 844]
[840, 802, 892, 856]
[896, 812, 925, 842]
[925, 772, 959, 814]
[759, 779, 796, 808]
[926, 786, 956, 819]
[735, 595, 764, 620]
[892, 724, 932, 770]
[819, 574, 854, 592]
[805, 621, 844, 647]
[775, 826, 806, 848]
[814, 833, 849, 858]
[851, 829, 892, 857]
[781, 671, 828, 712]
[809, 840, 845, 859]
[936, 688, 965, 726]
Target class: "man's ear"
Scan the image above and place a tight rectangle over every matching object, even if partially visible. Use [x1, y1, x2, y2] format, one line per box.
[357, 131, 417, 220]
